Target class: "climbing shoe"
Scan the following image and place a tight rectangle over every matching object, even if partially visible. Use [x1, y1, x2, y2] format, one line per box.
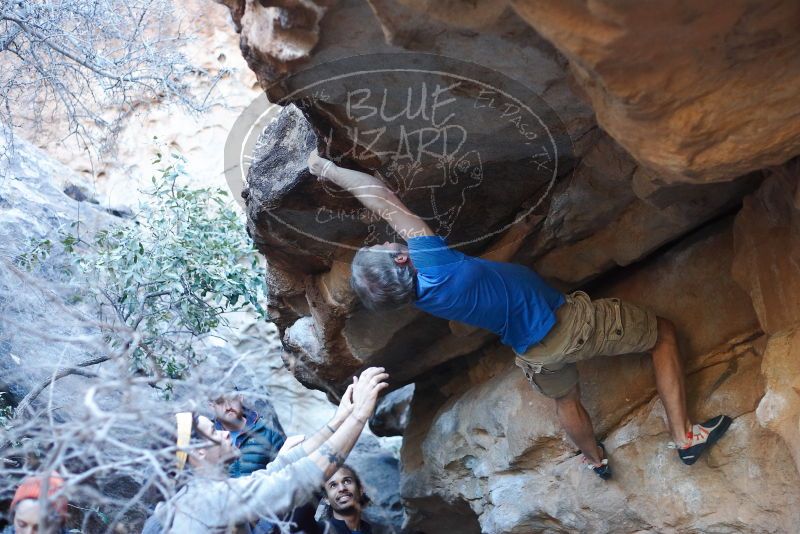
[583, 441, 611, 480]
[670, 415, 732, 465]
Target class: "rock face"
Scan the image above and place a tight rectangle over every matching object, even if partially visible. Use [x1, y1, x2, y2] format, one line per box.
[0, 139, 115, 409]
[217, 0, 329, 88]
[401, 220, 785, 533]
[244, 100, 756, 393]
[224, 0, 800, 185]
[371, 384, 415, 437]
[511, 0, 800, 184]
[219, 0, 800, 532]
[734, 168, 800, 483]
[732, 169, 800, 335]
[757, 328, 800, 477]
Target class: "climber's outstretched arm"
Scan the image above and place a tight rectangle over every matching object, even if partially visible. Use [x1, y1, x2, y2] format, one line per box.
[308, 150, 433, 241]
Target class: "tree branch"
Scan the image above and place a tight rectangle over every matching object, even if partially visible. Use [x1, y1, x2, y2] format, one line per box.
[4, 11, 166, 85]
[14, 355, 110, 418]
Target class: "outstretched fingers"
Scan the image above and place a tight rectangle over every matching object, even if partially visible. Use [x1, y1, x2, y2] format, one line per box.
[369, 372, 389, 385]
[351, 367, 390, 419]
[352, 367, 384, 394]
[358, 366, 385, 381]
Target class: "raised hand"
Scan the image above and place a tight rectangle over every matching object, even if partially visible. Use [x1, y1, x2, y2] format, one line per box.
[332, 382, 355, 425]
[308, 367, 390, 479]
[307, 148, 336, 180]
[350, 367, 390, 422]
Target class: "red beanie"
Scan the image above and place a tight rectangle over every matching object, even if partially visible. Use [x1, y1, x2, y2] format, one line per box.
[11, 475, 68, 519]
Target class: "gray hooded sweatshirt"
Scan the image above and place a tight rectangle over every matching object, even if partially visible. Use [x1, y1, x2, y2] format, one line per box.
[149, 444, 322, 533]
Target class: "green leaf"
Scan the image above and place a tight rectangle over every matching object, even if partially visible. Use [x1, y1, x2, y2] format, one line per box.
[30, 157, 268, 384]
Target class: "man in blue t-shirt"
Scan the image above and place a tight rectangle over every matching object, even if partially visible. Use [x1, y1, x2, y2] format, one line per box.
[308, 150, 731, 478]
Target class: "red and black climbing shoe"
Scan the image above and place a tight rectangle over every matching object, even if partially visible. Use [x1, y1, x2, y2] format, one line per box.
[671, 415, 733, 466]
[583, 442, 611, 480]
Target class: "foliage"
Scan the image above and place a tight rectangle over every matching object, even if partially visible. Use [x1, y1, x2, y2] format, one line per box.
[0, 0, 224, 166]
[17, 154, 267, 383]
[14, 237, 53, 271]
[2, 156, 272, 531]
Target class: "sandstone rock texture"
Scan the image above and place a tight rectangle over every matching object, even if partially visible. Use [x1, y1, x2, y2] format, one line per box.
[732, 169, 800, 335]
[371, 383, 415, 437]
[219, 0, 800, 531]
[511, 0, 800, 184]
[734, 168, 800, 488]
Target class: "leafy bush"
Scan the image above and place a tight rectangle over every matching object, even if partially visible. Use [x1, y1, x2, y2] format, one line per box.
[17, 154, 267, 386]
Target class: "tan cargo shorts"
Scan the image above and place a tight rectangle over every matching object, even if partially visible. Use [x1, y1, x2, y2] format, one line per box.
[515, 291, 659, 399]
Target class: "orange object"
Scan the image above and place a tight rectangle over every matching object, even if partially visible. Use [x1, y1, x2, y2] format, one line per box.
[11, 474, 68, 518]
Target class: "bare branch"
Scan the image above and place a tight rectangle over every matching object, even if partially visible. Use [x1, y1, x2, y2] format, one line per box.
[0, 0, 225, 171]
[14, 355, 110, 418]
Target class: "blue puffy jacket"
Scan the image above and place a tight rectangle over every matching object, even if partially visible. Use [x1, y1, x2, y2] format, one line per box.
[216, 409, 286, 478]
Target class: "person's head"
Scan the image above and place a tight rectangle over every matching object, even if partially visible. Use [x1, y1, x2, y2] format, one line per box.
[175, 413, 237, 472]
[210, 393, 246, 426]
[323, 465, 370, 519]
[351, 242, 415, 311]
[10, 475, 68, 534]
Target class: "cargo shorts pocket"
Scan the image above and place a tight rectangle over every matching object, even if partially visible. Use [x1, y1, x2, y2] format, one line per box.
[593, 297, 659, 357]
[515, 357, 579, 399]
[558, 291, 596, 362]
[607, 298, 624, 341]
[561, 319, 594, 358]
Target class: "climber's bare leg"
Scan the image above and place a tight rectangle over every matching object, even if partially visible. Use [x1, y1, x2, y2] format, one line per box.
[555, 384, 603, 465]
[651, 317, 692, 445]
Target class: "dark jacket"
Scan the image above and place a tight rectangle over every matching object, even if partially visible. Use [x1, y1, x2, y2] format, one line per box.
[317, 517, 373, 534]
[215, 408, 286, 478]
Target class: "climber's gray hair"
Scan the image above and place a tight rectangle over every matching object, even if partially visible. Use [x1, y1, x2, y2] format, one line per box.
[350, 247, 415, 311]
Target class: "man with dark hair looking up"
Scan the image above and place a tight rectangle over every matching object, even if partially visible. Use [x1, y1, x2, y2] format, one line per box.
[318, 465, 372, 534]
[307, 149, 731, 479]
[255, 464, 374, 534]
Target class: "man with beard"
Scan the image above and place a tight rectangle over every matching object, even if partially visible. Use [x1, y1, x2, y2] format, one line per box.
[211, 391, 285, 477]
[253, 466, 373, 534]
[318, 466, 372, 534]
[144, 367, 389, 533]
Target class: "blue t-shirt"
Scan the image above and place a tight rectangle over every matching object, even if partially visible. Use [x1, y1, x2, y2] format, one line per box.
[409, 235, 565, 353]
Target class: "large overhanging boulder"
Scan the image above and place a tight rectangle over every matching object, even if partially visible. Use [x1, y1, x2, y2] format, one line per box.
[221, 0, 800, 186]
[243, 100, 755, 392]
[510, 0, 800, 184]
[234, 0, 761, 392]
